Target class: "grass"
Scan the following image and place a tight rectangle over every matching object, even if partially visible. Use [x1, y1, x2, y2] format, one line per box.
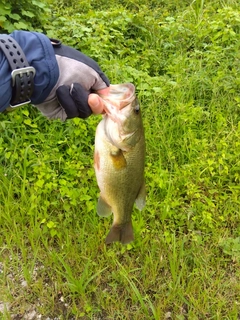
[0, 0, 240, 319]
[1, 220, 239, 318]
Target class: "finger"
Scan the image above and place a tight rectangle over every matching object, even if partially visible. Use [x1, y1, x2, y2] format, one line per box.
[96, 86, 110, 96]
[88, 93, 105, 114]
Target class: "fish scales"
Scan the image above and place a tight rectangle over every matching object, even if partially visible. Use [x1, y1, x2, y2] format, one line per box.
[94, 83, 146, 244]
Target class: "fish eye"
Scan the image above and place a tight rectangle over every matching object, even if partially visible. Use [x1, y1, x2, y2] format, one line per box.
[134, 105, 140, 114]
[134, 100, 140, 114]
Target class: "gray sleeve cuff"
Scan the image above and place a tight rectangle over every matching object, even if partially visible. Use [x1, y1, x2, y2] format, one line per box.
[34, 97, 67, 121]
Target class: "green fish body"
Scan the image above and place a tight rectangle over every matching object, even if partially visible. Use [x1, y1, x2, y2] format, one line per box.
[94, 83, 146, 244]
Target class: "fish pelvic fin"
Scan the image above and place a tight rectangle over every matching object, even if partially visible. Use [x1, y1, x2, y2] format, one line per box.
[105, 221, 134, 245]
[135, 181, 146, 211]
[97, 196, 112, 217]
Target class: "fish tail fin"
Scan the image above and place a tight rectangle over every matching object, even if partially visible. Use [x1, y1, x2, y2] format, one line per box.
[105, 221, 134, 245]
[120, 221, 134, 244]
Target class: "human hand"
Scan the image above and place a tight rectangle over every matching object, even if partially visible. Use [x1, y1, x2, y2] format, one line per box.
[56, 84, 110, 119]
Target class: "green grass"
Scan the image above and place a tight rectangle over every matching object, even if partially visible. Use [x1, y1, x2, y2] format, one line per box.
[0, 0, 240, 319]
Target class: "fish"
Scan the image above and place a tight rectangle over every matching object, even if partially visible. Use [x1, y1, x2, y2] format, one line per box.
[94, 83, 146, 244]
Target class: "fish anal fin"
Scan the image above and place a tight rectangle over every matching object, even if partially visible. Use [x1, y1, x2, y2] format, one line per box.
[97, 196, 112, 217]
[135, 181, 146, 211]
[105, 221, 134, 245]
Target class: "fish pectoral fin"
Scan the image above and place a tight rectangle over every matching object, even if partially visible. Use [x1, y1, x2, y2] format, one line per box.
[105, 221, 134, 245]
[110, 147, 127, 169]
[135, 181, 146, 211]
[97, 196, 112, 217]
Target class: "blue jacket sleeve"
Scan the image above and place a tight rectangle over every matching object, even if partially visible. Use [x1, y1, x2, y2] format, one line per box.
[0, 31, 59, 112]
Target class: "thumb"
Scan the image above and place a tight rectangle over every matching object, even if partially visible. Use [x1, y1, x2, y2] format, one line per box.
[88, 93, 105, 114]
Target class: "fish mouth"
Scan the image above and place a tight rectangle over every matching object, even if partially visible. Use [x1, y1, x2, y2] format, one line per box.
[99, 83, 136, 113]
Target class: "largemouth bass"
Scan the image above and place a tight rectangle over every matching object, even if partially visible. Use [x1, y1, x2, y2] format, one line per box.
[94, 83, 146, 244]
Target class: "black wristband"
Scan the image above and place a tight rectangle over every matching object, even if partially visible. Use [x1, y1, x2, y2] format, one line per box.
[0, 35, 35, 107]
